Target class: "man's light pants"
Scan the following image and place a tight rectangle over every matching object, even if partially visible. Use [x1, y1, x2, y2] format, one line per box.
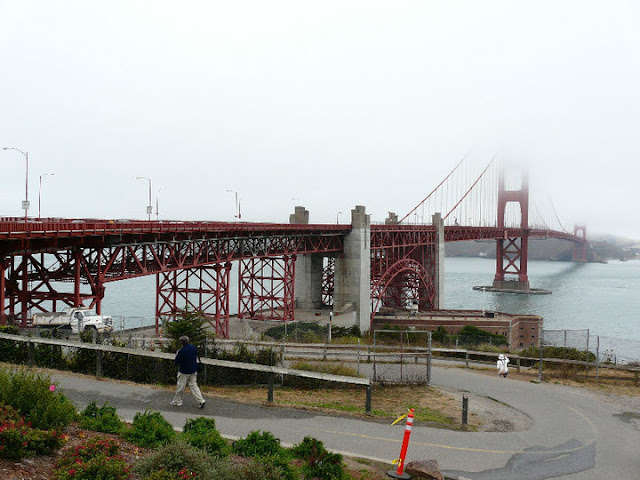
[171, 372, 204, 406]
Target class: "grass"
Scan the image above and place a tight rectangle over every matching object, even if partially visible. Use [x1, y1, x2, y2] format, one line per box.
[205, 383, 466, 427]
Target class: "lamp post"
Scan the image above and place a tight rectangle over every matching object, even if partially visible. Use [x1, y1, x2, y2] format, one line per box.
[155, 187, 166, 220]
[38, 173, 54, 219]
[136, 176, 152, 220]
[336, 211, 342, 224]
[226, 189, 241, 220]
[2, 147, 29, 222]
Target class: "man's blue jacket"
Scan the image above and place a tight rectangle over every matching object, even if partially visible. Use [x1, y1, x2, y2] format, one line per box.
[174, 343, 199, 374]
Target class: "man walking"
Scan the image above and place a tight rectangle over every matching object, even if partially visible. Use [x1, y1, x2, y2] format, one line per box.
[497, 353, 510, 378]
[170, 335, 206, 408]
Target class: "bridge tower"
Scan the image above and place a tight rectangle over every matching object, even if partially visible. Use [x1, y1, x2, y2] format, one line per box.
[573, 225, 587, 262]
[493, 167, 531, 291]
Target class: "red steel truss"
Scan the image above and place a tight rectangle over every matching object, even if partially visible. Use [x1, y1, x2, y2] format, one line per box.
[238, 256, 295, 322]
[0, 219, 345, 333]
[321, 257, 335, 306]
[156, 263, 231, 337]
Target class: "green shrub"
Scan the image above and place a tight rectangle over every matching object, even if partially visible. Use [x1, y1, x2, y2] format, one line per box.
[181, 417, 228, 456]
[431, 326, 450, 344]
[457, 325, 508, 347]
[0, 404, 64, 460]
[520, 346, 596, 363]
[292, 436, 347, 480]
[232, 430, 284, 458]
[144, 468, 201, 480]
[134, 440, 225, 480]
[79, 401, 124, 434]
[33, 330, 68, 370]
[292, 436, 328, 460]
[264, 322, 325, 342]
[0, 367, 77, 430]
[163, 309, 208, 353]
[208, 343, 276, 386]
[54, 436, 130, 480]
[0, 326, 26, 364]
[233, 456, 298, 480]
[303, 450, 347, 480]
[124, 410, 176, 448]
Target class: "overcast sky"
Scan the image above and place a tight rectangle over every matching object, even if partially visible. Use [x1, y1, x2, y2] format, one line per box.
[1, 1, 639, 239]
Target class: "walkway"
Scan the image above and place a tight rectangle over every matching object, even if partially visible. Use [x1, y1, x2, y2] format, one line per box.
[52, 365, 640, 480]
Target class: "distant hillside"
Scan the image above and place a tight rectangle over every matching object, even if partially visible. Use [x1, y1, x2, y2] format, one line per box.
[445, 237, 638, 262]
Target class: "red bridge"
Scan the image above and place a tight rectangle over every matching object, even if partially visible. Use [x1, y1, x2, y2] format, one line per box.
[0, 159, 588, 337]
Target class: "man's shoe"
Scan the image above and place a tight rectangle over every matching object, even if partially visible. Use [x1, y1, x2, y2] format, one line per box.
[198, 401, 206, 409]
[170, 401, 182, 407]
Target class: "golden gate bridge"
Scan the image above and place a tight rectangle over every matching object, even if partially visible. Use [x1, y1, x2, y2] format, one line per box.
[0, 157, 587, 337]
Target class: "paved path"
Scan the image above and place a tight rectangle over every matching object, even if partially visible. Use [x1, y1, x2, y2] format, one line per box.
[52, 366, 640, 480]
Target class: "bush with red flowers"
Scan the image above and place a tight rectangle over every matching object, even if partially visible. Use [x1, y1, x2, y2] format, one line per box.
[53, 436, 131, 480]
[0, 404, 64, 460]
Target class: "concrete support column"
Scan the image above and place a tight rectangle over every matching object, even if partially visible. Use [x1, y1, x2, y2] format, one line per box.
[290, 206, 323, 310]
[295, 255, 323, 310]
[432, 212, 445, 309]
[334, 205, 371, 334]
[0, 258, 5, 325]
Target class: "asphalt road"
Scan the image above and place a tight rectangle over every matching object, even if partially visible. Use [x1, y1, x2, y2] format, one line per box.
[52, 366, 640, 480]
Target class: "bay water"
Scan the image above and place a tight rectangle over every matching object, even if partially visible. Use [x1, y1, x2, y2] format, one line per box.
[101, 257, 640, 351]
[444, 257, 640, 341]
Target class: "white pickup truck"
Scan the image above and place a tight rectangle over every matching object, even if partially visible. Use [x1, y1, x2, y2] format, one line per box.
[31, 308, 113, 334]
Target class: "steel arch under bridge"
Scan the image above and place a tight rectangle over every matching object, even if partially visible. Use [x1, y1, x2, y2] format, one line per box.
[368, 225, 439, 321]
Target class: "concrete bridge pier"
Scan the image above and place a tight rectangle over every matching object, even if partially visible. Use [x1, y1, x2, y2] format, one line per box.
[432, 212, 445, 309]
[333, 206, 371, 334]
[290, 206, 324, 310]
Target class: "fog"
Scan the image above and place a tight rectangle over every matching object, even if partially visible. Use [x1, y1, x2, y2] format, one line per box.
[1, 1, 639, 239]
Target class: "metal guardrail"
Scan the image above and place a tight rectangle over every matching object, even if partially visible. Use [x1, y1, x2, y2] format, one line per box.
[0, 333, 372, 413]
[203, 339, 640, 383]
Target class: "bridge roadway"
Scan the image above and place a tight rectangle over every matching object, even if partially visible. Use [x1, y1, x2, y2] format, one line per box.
[52, 364, 638, 480]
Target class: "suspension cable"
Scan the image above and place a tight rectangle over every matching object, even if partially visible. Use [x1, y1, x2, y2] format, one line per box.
[443, 155, 497, 221]
[399, 152, 469, 224]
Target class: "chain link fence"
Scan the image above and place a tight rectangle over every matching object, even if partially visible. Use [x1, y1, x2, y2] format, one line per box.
[543, 329, 640, 366]
[371, 329, 432, 384]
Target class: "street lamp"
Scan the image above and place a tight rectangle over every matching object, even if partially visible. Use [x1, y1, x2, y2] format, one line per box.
[2, 147, 29, 221]
[136, 176, 152, 221]
[336, 211, 342, 224]
[226, 189, 241, 220]
[38, 173, 54, 219]
[155, 187, 166, 220]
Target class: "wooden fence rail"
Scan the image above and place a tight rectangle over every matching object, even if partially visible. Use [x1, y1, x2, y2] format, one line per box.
[0, 333, 373, 413]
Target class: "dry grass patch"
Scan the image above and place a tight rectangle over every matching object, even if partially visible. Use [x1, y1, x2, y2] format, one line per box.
[203, 383, 473, 427]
